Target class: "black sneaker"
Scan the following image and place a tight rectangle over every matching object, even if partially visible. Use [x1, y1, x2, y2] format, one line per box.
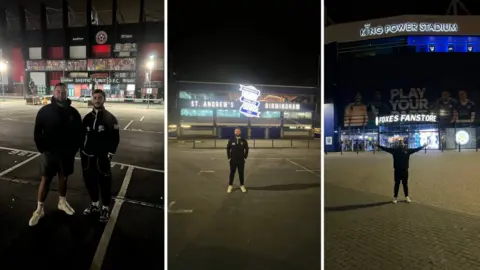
[99, 208, 110, 223]
[83, 204, 100, 216]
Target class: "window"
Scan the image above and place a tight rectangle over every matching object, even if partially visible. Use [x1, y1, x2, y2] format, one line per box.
[284, 111, 312, 119]
[261, 111, 281, 118]
[180, 108, 214, 117]
[217, 109, 240, 118]
[68, 88, 74, 97]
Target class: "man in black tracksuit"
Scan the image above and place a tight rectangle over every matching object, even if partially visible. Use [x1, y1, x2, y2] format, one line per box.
[378, 140, 427, 204]
[226, 128, 249, 193]
[81, 89, 120, 222]
[30, 83, 84, 227]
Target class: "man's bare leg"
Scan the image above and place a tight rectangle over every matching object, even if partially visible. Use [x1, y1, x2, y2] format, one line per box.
[57, 173, 67, 197]
[37, 176, 51, 203]
[57, 173, 75, 215]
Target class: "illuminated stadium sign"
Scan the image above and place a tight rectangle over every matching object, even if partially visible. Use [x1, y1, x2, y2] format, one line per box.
[189, 100, 234, 108]
[239, 85, 261, 117]
[265, 103, 300, 110]
[376, 114, 437, 125]
[360, 22, 459, 37]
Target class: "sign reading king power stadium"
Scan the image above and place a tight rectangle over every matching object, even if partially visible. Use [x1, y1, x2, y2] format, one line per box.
[360, 22, 459, 37]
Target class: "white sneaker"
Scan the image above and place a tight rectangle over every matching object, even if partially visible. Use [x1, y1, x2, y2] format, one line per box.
[240, 185, 247, 193]
[393, 197, 398, 204]
[405, 197, 412, 203]
[29, 209, 44, 226]
[227, 185, 233, 193]
[58, 199, 75, 215]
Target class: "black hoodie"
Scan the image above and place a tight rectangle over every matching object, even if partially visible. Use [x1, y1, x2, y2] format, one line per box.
[227, 136, 249, 163]
[33, 97, 83, 155]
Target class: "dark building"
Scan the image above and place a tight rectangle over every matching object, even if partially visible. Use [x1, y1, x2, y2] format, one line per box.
[0, 0, 163, 99]
[325, 15, 480, 152]
[168, 80, 319, 139]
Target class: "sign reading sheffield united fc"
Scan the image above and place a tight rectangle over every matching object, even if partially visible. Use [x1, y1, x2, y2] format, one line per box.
[239, 85, 261, 117]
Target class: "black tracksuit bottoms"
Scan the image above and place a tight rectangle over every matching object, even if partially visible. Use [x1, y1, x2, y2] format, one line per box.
[229, 160, 245, 186]
[81, 152, 112, 206]
[394, 169, 409, 197]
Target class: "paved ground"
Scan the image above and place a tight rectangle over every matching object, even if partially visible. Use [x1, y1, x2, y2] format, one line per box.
[325, 151, 480, 269]
[168, 147, 321, 270]
[0, 101, 164, 270]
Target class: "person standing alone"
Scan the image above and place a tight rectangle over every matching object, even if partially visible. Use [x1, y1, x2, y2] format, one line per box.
[30, 83, 84, 226]
[377, 140, 427, 204]
[226, 128, 249, 193]
[81, 89, 120, 222]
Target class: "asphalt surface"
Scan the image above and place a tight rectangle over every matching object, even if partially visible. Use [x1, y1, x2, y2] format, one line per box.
[0, 100, 164, 270]
[167, 146, 321, 270]
[325, 151, 480, 269]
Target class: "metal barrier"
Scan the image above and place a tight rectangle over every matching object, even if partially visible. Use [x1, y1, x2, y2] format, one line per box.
[25, 97, 42, 105]
[176, 139, 321, 149]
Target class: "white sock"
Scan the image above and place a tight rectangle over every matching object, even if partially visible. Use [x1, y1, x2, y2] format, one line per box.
[36, 202, 44, 211]
[92, 201, 100, 207]
[59, 196, 66, 202]
[102, 205, 109, 210]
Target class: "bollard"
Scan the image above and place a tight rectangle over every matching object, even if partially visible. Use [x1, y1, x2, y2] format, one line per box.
[214, 139, 216, 148]
[272, 139, 274, 148]
[459, 143, 461, 152]
[307, 139, 310, 148]
[253, 139, 256, 148]
[193, 140, 196, 149]
[424, 147, 427, 154]
[356, 148, 359, 155]
[291, 139, 293, 148]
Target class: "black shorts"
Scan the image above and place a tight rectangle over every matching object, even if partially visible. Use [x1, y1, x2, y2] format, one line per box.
[40, 152, 75, 178]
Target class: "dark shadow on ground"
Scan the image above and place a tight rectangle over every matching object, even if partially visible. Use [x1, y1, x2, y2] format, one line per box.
[325, 201, 392, 212]
[247, 183, 320, 191]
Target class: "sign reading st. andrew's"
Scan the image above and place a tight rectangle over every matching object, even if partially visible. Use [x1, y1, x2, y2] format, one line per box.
[376, 114, 437, 125]
[360, 22, 459, 37]
[238, 85, 261, 117]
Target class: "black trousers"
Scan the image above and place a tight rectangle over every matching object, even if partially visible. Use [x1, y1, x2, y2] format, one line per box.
[229, 160, 245, 185]
[81, 152, 112, 207]
[394, 169, 409, 197]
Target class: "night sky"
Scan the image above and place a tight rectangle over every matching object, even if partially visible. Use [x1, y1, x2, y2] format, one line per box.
[169, 0, 320, 86]
[325, 0, 480, 25]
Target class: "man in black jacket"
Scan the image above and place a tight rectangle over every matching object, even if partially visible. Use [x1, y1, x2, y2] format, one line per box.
[30, 83, 83, 226]
[378, 140, 427, 204]
[81, 89, 120, 222]
[226, 128, 249, 193]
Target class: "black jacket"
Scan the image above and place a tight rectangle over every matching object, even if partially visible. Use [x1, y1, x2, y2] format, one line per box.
[34, 97, 83, 155]
[81, 109, 120, 156]
[378, 145, 424, 170]
[227, 137, 249, 162]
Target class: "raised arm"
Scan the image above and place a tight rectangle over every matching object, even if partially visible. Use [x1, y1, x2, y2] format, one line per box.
[377, 144, 394, 154]
[408, 144, 426, 154]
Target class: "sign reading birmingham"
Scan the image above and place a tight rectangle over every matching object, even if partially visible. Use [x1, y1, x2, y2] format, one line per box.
[360, 22, 459, 37]
[376, 114, 437, 125]
[239, 84, 261, 117]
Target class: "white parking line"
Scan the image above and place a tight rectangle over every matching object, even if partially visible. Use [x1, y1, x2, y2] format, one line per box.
[123, 120, 134, 130]
[0, 153, 41, 177]
[90, 166, 134, 270]
[167, 201, 193, 214]
[198, 170, 215, 173]
[287, 159, 320, 177]
[140, 116, 145, 121]
[0, 146, 164, 174]
[296, 169, 321, 172]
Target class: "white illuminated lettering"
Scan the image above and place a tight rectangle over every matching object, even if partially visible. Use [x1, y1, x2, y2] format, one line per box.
[360, 22, 459, 37]
[376, 114, 438, 125]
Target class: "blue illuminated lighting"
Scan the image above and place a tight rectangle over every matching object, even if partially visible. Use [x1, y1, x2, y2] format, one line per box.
[407, 36, 480, 52]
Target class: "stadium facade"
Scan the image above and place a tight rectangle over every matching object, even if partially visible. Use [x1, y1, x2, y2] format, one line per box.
[168, 81, 320, 139]
[0, 0, 164, 100]
[324, 15, 480, 152]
